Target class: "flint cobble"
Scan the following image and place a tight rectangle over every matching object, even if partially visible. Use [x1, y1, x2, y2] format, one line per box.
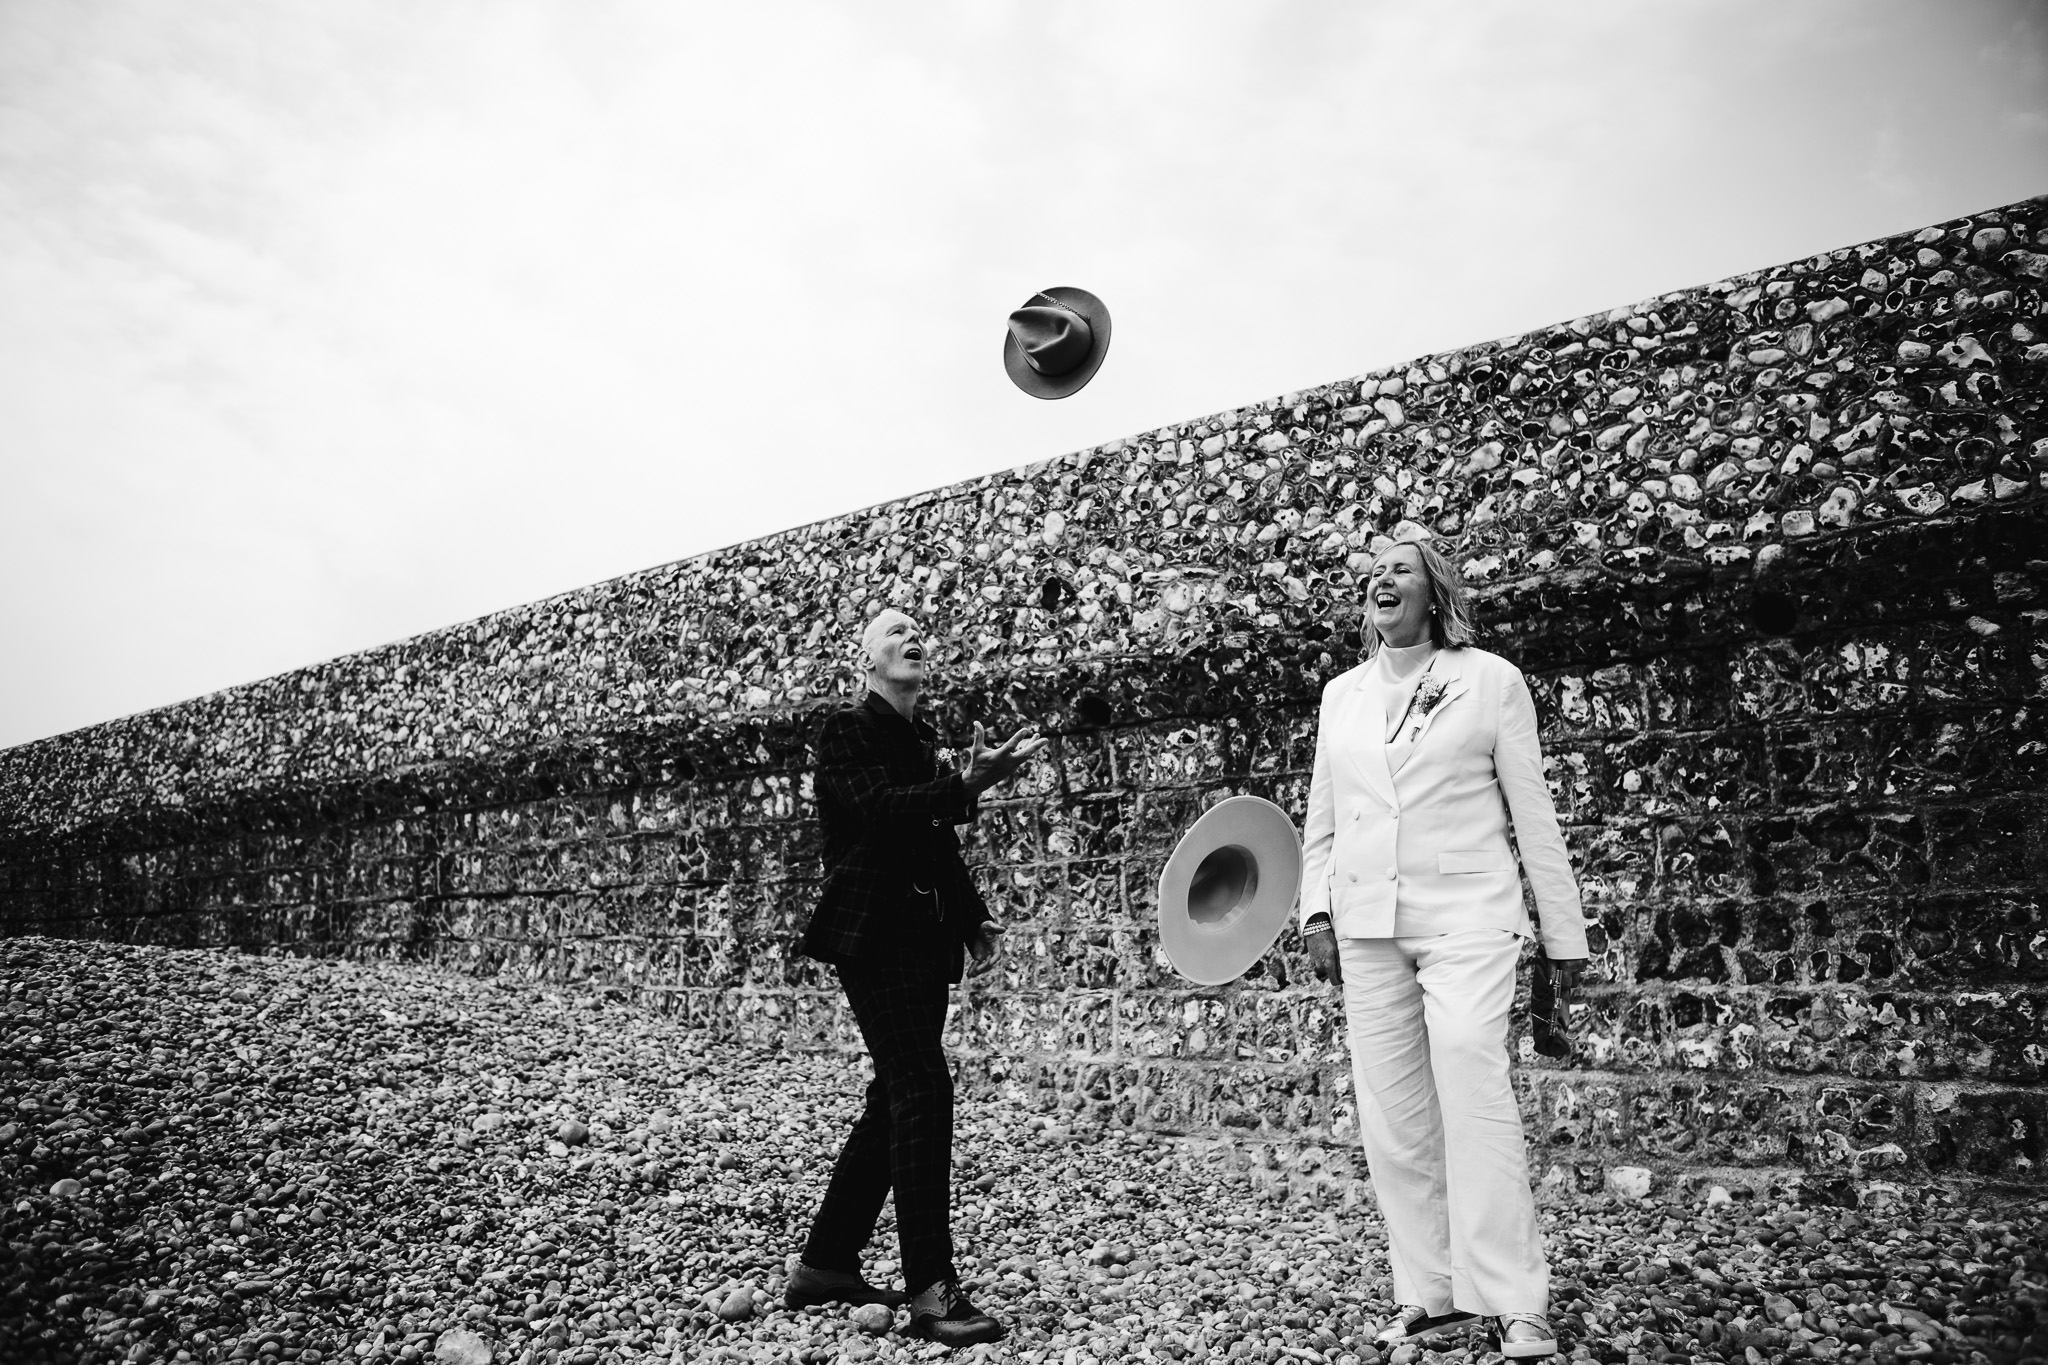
[5, 938, 2045, 1365]
[2, 199, 2046, 1186]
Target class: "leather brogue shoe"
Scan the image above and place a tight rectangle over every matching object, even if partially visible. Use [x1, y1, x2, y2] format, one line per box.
[906, 1274, 1005, 1347]
[783, 1262, 907, 1310]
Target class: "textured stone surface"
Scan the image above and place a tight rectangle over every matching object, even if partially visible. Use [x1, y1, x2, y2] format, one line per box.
[3, 198, 2045, 1187]
[11, 939, 2044, 1365]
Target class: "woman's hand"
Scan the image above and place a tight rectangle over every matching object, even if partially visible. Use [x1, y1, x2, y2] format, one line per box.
[966, 922, 1006, 974]
[1308, 930, 1342, 986]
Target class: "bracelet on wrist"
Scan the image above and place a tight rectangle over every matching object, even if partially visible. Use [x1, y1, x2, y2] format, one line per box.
[1302, 922, 1334, 938]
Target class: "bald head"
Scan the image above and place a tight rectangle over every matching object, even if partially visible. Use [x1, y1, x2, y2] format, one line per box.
[859, 609, 928, 706]
[861, 609, 916, 657]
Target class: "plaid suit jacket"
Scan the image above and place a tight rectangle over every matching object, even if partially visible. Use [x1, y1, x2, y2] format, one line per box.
[799, 690, 991, 979]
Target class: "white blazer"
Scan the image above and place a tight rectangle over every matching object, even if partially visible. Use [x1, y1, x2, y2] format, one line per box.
[1298, 645, 1588, 958]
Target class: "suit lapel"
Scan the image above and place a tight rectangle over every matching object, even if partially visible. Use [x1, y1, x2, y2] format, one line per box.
[865, 690, 936, 779]
[1389, 657, 1472, 775]
[1334, 667, 1399, 809]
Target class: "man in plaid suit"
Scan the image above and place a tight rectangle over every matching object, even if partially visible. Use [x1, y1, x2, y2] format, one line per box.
[785, 607, 1044, 1347]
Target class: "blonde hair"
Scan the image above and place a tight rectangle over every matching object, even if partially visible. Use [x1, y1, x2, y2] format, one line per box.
[1362, 536, 1476, 654]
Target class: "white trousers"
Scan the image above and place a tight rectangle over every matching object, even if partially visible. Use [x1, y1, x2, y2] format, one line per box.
[1340, 930, 1548, 1317]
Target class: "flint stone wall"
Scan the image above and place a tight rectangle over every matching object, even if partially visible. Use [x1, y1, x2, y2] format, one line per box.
[5, 199, 2046, 1194]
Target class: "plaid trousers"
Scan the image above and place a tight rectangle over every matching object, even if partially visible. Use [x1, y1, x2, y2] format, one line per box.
[799, 958, 956, 1292]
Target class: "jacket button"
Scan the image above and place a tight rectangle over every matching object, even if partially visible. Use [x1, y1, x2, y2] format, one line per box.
[1390, 809, 1400, 820]
[1385, 867, 1397, 879]
[1352, 811, 1361, 822]
[1348, 872, 1359, 883]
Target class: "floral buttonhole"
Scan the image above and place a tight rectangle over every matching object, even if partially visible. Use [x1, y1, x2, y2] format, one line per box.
[1407, 676, 1449, 741]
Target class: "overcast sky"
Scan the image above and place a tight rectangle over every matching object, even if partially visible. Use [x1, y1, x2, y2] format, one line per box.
[2, 1, 2043, 750]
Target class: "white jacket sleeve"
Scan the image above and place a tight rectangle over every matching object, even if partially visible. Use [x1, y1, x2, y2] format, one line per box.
[1496, 666, 1589, 959]
[1298, 690, 1335, 930]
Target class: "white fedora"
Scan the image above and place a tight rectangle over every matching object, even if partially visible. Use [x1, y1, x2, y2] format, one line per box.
[1156, 795, 1303, 986]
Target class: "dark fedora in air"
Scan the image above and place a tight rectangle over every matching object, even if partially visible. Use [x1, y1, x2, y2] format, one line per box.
[1156, 795, 1303, 986]
[1003, 286, 1112, 399]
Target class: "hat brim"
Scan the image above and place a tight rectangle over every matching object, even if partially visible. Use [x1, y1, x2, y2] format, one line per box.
[1003, 285, 1112, 399]
[1156, 795, 1303, 986]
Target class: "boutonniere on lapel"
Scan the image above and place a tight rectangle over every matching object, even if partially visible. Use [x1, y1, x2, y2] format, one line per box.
[1404, 675, 1449, 743]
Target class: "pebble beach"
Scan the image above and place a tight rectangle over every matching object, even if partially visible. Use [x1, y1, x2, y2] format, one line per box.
[4, 938, 2043, 1365]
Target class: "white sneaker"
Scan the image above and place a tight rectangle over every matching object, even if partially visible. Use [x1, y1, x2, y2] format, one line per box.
[1494, 1312, 1558, 1358]
[1371, 1304, 1478, 1347]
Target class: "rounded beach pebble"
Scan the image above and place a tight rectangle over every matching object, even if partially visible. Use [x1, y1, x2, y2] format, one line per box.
[4, 937, 2043, 1365]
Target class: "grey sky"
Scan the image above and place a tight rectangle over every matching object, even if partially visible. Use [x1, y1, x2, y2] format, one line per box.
[2, 0, 2043, 749]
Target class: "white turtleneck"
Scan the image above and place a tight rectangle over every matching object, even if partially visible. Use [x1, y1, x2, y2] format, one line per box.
[1373, 639, 1440, 744]
[1375, 638, 1437, 682]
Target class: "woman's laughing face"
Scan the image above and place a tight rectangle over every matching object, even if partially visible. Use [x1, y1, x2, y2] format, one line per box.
[1366, 543, 1432, 648]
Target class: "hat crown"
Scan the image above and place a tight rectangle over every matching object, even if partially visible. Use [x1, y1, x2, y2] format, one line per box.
[1155, 796, 1302, 986]
[1007, 294, 1094, 378]
[1001, 285, 1111, 399]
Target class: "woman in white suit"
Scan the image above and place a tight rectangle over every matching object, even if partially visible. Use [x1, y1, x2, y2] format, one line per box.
[1299, 535, 1587, 1360]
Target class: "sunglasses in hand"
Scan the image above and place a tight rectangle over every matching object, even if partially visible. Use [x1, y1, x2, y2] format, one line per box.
[1528, 957, 1579, 1061]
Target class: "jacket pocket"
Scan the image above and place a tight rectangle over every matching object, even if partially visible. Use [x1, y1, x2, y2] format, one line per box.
[1438, 849, 1513, 874]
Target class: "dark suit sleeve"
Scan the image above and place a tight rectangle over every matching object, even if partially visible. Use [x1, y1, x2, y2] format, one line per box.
[815, 708, 978, 829]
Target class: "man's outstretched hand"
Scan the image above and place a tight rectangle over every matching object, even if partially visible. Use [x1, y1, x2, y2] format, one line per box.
[962, 724, 1048, 795]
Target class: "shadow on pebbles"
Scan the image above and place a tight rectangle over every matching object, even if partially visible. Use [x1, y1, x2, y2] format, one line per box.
[3, 938, 2044, 1365]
